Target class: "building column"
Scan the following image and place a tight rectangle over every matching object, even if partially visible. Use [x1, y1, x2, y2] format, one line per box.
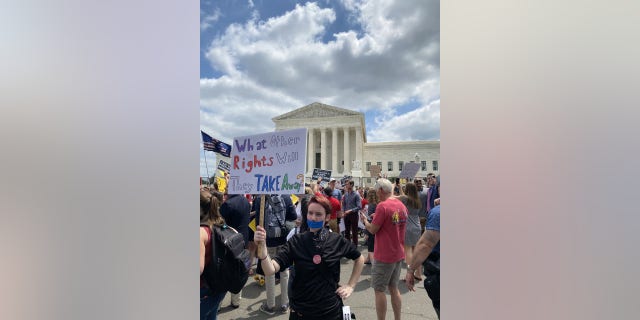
[320, 127, 327, 170]
[343, 127, 350, 174]
[355, 126, 363, 170]
[307, 128, 315, 173]
[331, 127, 338, 174]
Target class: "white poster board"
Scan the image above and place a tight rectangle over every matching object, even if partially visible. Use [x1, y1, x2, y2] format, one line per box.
[399, 162, 421, 179]
[227, 128, 307, 195]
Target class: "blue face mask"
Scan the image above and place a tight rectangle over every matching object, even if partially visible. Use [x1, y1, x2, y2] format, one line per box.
[307, 219, 324, 229]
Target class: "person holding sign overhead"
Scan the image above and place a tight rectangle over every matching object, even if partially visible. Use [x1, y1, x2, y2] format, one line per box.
[254, 195, 364, 319]
[228, 128, 309, 315]
[252, 194, 297, 315]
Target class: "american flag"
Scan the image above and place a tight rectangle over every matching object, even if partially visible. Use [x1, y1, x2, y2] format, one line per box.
[201, 131, 231, 157]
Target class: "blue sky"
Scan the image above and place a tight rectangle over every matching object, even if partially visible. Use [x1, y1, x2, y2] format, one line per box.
[200, 0, 440, 176]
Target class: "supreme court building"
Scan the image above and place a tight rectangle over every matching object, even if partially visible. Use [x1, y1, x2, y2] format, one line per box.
[273, 102, 440, 186]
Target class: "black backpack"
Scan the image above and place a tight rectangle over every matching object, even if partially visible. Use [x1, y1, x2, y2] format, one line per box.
[264, 195, 288, 239]
[201, 224, 250, 294]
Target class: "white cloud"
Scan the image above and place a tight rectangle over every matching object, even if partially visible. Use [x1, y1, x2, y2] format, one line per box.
[201, 7, 221, 31]
[201, 0, 440, 147]
[368, 100, 440, 142]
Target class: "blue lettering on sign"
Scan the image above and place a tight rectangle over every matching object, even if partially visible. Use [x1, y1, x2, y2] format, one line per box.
[254, 174, 281, 192]
[256, 139, 267, 150]
[234, 138, 255, 153]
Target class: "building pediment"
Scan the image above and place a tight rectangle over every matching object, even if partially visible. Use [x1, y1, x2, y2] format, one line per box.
[273, 102, 362, 121]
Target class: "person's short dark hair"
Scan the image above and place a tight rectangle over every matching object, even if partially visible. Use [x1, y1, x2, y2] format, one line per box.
[300, 195, 331, 232]
[323, 186, 333, 197]
[308, 195, 331, 217]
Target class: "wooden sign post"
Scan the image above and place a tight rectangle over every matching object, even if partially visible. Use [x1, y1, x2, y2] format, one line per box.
[258, 194, 266, 258]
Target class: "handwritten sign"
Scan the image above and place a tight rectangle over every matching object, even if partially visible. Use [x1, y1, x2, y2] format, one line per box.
[227, 128, 307, 195]
[399, 162, 421, 179]
[370, 165, 381, 178]
[312, 168, 332, 182]
[217, 159, 231, 173]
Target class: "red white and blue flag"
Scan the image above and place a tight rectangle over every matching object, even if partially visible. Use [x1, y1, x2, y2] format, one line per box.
[201, 131, 231, 157]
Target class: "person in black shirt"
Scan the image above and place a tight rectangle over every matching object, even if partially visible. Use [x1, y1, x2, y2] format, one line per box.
[252, 194, 297, 314]
[255, 195, 365, 319]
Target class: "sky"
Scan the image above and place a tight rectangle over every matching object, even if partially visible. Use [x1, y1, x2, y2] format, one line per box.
[200, 0, 439, 176]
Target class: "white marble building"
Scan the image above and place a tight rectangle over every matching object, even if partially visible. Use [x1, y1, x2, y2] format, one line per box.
[273, 102, 440, 186]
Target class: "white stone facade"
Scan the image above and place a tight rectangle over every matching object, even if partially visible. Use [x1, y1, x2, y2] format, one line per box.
[273, 102, 440, 186]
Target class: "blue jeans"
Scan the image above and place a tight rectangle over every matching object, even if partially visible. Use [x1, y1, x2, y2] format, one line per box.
[200, 287, 225, 320]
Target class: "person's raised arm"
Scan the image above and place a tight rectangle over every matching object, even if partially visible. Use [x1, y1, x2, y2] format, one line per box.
[254, 225, 281, 275]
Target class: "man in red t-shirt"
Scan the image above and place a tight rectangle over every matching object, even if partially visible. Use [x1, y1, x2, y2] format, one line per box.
[360, 178, 407, 320]
[323, 187, 342, 233]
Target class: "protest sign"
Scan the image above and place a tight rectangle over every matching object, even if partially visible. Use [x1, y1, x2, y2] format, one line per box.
[399, 162, 421, 179]
[217, 159, 231, 173]
[216, 176, 227, 193]
[227, 128, 307, 195]
[370, 165, 381, 179]
[312, 168, 332, 182]
[339, 175, 352, 189]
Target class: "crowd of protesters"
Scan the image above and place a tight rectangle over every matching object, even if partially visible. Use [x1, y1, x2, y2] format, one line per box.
[200, 173, 441, 320]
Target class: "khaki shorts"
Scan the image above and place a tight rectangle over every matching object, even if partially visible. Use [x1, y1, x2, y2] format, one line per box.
[371, 260, 402, 292]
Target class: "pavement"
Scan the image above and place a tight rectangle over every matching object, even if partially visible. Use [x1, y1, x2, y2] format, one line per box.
[216, 242, 439, 320]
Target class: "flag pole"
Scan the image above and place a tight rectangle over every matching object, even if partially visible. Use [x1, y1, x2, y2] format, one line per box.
[203, 149, 211, 186]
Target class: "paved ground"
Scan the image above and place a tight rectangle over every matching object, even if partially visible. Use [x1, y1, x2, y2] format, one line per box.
[216, 244, 438, 320]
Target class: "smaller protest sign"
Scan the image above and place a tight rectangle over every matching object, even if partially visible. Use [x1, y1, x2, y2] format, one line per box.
[217, 159, 231, 173]
[398, 162, 421, 179]
[312, 168, 332, 182]
[340, 175, 352, 187]
[370, 165, 381, 178]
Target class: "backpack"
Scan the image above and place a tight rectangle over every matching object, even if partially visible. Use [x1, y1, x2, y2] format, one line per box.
[201, 224, 250, 294]
[264, 195, 288, 239]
